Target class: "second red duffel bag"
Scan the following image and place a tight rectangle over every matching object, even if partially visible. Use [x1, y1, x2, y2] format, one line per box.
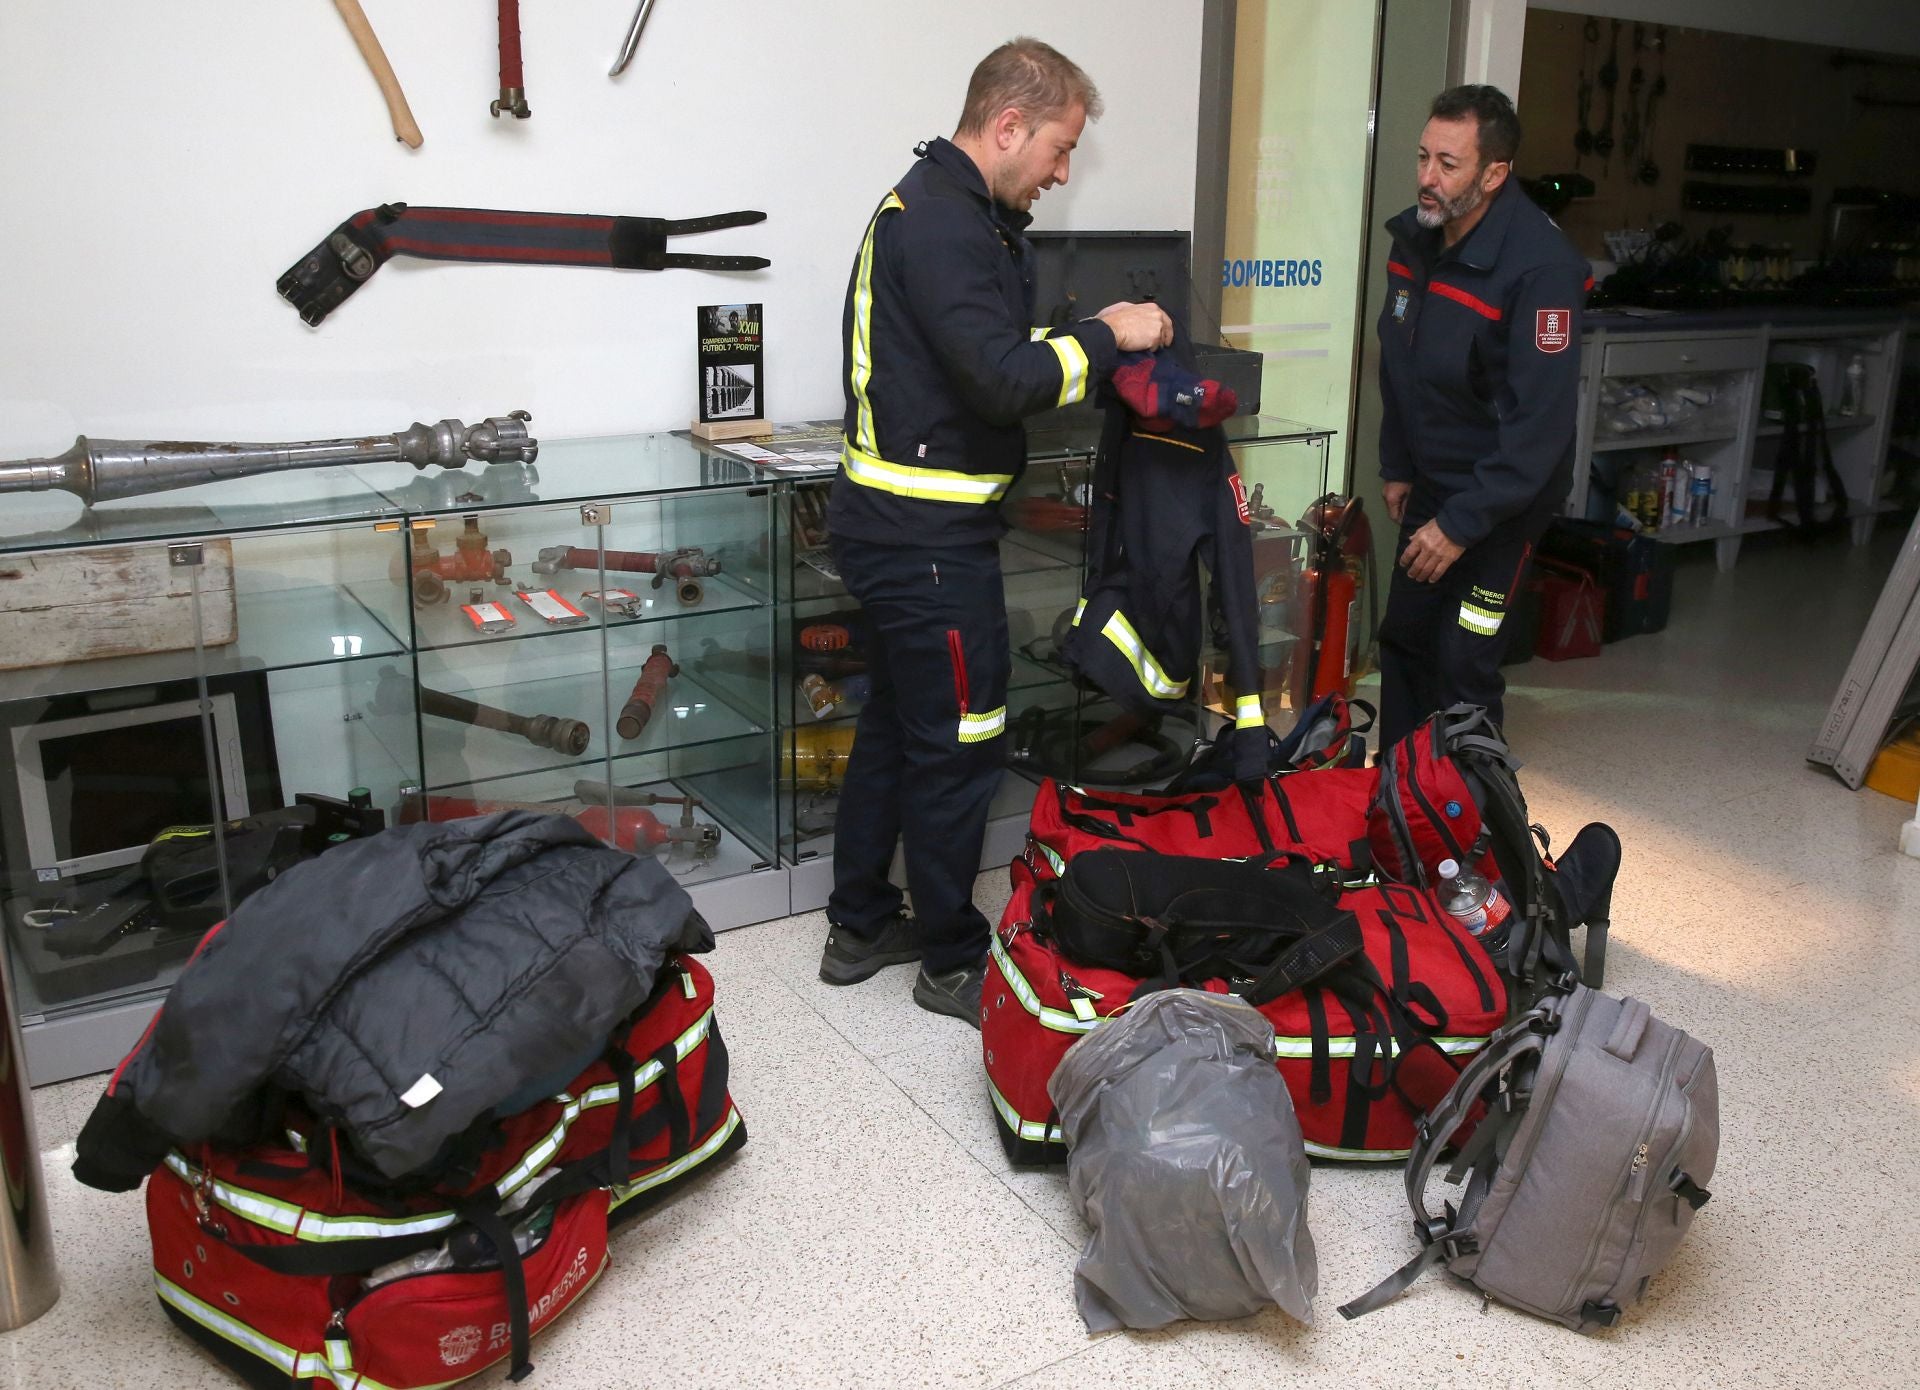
[982, 862, 1504, 1164]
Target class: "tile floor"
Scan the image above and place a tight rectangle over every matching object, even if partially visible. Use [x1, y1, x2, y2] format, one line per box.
[7, 527, 1920, 1389]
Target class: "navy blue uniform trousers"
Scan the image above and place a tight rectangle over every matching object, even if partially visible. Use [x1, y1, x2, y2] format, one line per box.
[1377, 485, 1552, 749]
[827, 536, 1010, 974]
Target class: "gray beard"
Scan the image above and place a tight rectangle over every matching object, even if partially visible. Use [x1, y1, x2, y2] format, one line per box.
[1415, 183, 1485, 229]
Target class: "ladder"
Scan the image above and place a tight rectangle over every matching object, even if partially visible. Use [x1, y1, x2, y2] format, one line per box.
[1810, 506, 1920, 787]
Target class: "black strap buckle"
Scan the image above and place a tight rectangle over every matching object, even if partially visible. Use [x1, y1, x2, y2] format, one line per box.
[1671, 1172, 1712, 1210]
[1581, 1299, 1623, 1328]
[1417, 1215, 1477, 1261]
[276, 213, 395, 327]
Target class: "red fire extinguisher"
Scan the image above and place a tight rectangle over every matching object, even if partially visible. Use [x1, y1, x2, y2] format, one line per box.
[1289, 494, 1373, 710]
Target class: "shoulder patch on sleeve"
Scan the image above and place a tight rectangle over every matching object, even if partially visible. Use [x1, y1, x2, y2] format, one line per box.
[1535, 308, 1573, 353]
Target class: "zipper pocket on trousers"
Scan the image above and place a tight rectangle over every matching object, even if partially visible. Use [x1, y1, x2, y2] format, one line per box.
[946, 629, 969, 715]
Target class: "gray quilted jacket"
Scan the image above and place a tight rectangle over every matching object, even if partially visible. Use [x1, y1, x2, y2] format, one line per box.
[74, 811, 708, 1189]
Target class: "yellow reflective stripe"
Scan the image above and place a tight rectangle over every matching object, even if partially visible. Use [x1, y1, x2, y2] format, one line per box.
[849, 191, 904, 457]
[958, 706, 1007, 743]
[1099, 609, 1188, 699]
[1458, 601, 1503, 635]
[163, 1151, 463, 1242]
[1271, 1034, 1487, 1060]
[1305, 1140, 1409, 1162]
[575, 1008, 713, 1110]
[499, 1007, 717, 1198]
[841, 442, 1013, 504]
[156, 1274, 304, 1378]
[168, 1007, 716, 1241]
[609, 1103, 744, 1209]
[1071, 598, 1086, 628]
[1030, 326, 1053, 341]
[1235, 694, 1265, 729]
[986, 1072, 1065, 1144]
[1045, 334, 1091, 407]
[1038, 842, 1066, 877]
[988, 930, 1096, 1035]
[156, 1273, 478, 1390]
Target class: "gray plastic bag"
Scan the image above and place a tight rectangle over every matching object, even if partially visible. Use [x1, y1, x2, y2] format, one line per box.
[1048, 989, 1317, 1331]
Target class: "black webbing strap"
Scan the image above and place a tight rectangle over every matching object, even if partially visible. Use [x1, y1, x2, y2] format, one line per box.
[655, 1039, 693, 1162]
[1071, 789, 1220, 827]
[1262, 777, 1301, 847]
[278, 203, 771, 324]
[600, 1042, 639, 1188]
[693, 1020, 732, 1137]
[1304, 987, 1334, 1105]
[1234, 913, 1365, 1005]
[1237, 781, 1280, 857]
[1337, 984, 1396, 1151]
[461, 1200, 535, 1382]
[230, 1224, 448, 1277]
[1051, 785, 1152, 849]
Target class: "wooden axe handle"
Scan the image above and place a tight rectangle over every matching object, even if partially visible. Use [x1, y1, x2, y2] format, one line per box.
[334, 0, 424, 148]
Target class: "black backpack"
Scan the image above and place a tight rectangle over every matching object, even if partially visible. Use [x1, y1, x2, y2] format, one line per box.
[1436, 707, 1622, 998]
[1044, 849, 1363, 1005]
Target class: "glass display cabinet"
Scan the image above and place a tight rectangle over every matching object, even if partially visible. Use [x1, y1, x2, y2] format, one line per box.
[0, 432, 781, 1083]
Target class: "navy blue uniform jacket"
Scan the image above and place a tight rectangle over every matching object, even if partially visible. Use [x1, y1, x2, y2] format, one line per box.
[1378, 183, 1590, 547]
[829, 138, 1119, 548]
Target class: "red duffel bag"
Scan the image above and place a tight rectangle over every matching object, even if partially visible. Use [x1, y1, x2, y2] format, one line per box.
[982, 861, 1503, 1164]
[147, 955, 744, 1388]
[1025, 767, 1379, 878]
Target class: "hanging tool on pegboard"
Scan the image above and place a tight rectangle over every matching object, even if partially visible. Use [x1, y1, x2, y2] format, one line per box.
[333, 0, 423, 147]
[492, 0, 531, 117]
[610, 0, 660, 78]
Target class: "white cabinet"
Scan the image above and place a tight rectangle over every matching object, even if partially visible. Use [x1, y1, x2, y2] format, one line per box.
[1573, 314, 1909, 571]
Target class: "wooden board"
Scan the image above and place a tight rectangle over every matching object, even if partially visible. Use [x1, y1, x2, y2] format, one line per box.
[690, 416, 770, 442]
[0, 540, 237, 671]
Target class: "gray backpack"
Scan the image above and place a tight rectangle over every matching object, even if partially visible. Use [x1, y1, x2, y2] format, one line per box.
[1339, 985, 1717, 1332]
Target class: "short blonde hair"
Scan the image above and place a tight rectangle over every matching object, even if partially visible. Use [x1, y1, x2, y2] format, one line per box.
[956, 37, 1102, 136]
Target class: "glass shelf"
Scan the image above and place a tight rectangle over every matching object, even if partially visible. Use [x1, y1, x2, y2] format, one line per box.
[0, 465, 408, 554]
[370, 570, 771, 655]
[1755, 413, 1875, 439]
[1592, 428, 1741, 454]
[416, 665, 767, 794]
[0, 582, 407, 704]
[0, 431, 769, 557]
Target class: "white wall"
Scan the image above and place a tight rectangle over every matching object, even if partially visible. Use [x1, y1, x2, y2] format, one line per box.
[0, 3, 1202, 458]
[1529, 0, 1920, 57]
[1461, 0, 1529, 99]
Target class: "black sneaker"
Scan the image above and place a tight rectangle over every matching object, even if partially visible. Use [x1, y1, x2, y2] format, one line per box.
[911, 964, 985, 1028]
[818, 912, 921, 986]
